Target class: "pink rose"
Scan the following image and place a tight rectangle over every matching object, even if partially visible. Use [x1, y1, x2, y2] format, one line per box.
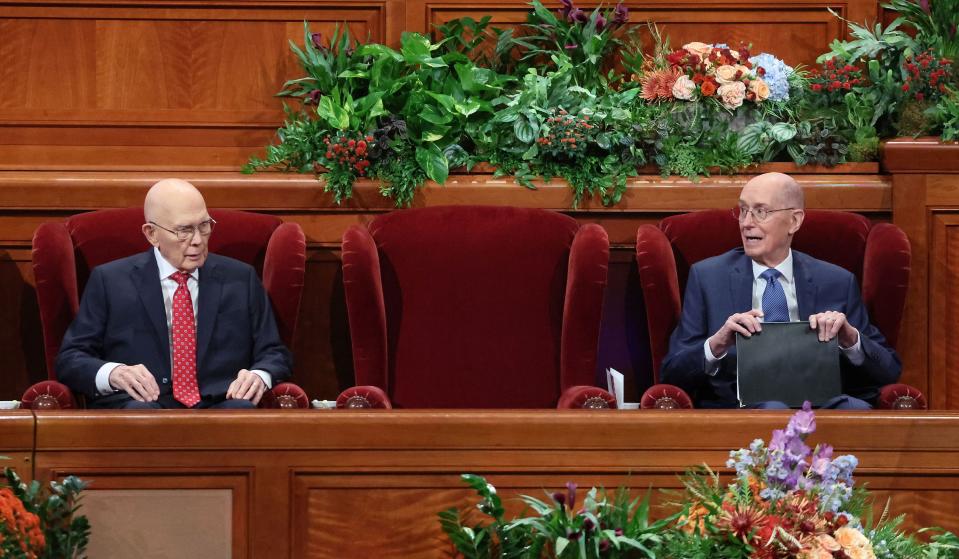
[683, 42, 713, 59]
[714, 64, 740, 84]
[718, 81, 746, 109]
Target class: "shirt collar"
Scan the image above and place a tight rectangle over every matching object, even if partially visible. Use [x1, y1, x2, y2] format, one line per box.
[751, 249, 794, 285]
[154, 247, 199, 282]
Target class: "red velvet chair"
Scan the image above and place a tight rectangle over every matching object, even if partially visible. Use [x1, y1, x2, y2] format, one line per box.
[21, 208, 310, 409]
[336, 205, 616, 409]
[635, 209, 926, 410]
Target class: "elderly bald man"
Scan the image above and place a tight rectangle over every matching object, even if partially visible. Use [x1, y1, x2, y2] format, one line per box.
[660, 172, 900, 409]
[57, 179, 291, 409]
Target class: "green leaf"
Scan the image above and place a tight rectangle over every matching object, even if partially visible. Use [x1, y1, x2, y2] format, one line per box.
[770, 123, 797, 142]
[513, 118, 538, 144]
[415, 143, 449, 184]
[555, 536, 569, 556]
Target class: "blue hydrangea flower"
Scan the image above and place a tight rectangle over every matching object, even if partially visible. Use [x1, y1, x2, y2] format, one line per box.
[749, 53, 794, 102]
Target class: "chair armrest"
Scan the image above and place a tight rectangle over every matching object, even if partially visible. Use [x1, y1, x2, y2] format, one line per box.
[258, 382, 310, 409]
[640, 384, 694, 409]
[336, 386, 392, 409]
[557, 386, 617, 409]
[877, 383, 927, 410]
[21, 380, 79, 410]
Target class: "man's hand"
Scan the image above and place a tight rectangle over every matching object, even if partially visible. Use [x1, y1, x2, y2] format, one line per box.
[809, 311, 858, 347]
[109, 364, 160, 402]
[226, 369, 266, 405]
[708, 309, 765, 357]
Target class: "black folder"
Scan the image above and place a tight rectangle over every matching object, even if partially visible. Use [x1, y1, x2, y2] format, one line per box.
[735, 322, 842, 408]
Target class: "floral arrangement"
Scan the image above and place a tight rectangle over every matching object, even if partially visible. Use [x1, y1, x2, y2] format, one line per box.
[246, 0, 959, 208]
[441, 405, 959, 558]
[639, 42, 771, 110]
[0, 467, 90, 559]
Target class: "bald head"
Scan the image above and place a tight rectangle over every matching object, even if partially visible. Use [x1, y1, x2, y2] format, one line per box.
[144, 179, 206, 224]
[142, 179, 211, 272]
[742, 172, 805, 210]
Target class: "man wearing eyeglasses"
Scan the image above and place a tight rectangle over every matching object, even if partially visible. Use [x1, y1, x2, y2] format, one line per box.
[660, 172, 900, 409]
[56, 178, 291, 408]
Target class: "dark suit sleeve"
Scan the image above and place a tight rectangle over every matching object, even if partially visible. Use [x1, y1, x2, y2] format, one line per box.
[842, 273, 901, 389]
[660, 265, 711, 393]
[247, 268, 292, 383]
[56, 267, 110, 399]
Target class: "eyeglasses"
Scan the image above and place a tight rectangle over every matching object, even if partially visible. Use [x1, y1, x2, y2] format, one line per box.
[733, 206, 796, 223]
[149, 218, 216, 242]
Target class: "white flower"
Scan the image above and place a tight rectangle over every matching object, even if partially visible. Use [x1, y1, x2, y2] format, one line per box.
[672, 75, 696, 100]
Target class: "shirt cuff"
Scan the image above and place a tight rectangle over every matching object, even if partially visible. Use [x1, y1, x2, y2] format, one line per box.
[703, 339, 725, 377]
[96, 362, 123, 396]
[250, 369, 273, 389]
[839, 330, 865, 366]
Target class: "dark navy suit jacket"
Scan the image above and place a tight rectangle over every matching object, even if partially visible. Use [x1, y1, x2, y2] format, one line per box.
[57, 250, 292, 405]
[660, 248, 900, 408]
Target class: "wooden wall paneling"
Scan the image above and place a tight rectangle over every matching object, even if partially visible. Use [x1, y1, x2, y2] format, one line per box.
[0, 2, 392, 170]
[418, 0, 879, 68]
[930, 213, 959, 410]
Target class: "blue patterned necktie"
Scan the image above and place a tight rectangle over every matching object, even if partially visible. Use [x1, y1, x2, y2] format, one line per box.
[760, 268, 790, 322]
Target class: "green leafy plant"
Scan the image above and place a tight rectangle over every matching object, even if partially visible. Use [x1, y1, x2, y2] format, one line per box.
[440, 474, 672, 558]
[3, 467, 90, 559]
[884, 0, 959, 61]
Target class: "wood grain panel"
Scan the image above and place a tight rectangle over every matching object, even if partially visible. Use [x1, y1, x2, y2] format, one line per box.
[27, 410, 959, 558]
[0, 3, 388, 169]
[929, 213, 959, 410]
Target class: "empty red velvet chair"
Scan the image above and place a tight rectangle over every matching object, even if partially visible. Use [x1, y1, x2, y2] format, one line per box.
[636, 209, 925, 410]
[21, 208, 310, 409]
[337, 205, 616, 409]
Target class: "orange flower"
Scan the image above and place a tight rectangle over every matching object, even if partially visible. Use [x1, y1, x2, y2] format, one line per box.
[678, 503, 709, 535]
[701, 80, 717, 97]
[0, 488, 45, 558]
[641, 68, 681, 101]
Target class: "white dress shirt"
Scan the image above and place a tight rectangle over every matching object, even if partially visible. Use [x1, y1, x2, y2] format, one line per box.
[94, 248, 272, 396]
[703, 249, 864, 374]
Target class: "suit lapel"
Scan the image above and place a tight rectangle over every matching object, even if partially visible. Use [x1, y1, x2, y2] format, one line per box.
[729, 251, 753, 314]
[196, 257, 221, 370]
[133, 251, 170, 372]
[793, 251, 818, 320]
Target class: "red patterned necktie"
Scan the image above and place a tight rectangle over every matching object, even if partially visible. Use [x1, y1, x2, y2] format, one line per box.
[171, 271, 201, 407]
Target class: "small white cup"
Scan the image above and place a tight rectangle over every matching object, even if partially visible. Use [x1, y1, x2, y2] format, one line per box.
[311, 399, 337, 410]
[0, 400, 21, 410]
[620, 402, 639, 410]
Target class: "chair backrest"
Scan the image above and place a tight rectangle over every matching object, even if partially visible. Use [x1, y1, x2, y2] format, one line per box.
[33, 207, 305, 379]
[655, 208, 909, 351]
[346, 205, 608, 408]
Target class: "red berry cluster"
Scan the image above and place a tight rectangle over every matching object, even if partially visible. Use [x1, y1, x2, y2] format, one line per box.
[536, 109, 593, 158]
[322, 132, 374, 176]
[809, 58, 864, 94]
[902, 50, 953, 103]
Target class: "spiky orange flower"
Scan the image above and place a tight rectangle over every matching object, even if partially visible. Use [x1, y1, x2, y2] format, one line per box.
[640, 68, 681, 101]
[715, 502, 768, 543]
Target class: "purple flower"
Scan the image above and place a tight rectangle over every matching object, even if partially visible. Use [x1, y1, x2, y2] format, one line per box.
[306, 90, 322, 105]
[559, 0, 575, 19]
[769, 428, 788, 451]
[552, 491, 566, 508]
[569, 8, 588, 23]
[918, 0, 931, 13]
[310, 33, 324, 49]
[595, 14, 607, 31]
[565, 43, 578, 50]
[810, 444, 833, 476]
[583, 517, 595, 532]
[566, 481, 578, 511]
[785, 437, 811, 463]
[787, 401, 816, 437]
[612, 3, 629, 26]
